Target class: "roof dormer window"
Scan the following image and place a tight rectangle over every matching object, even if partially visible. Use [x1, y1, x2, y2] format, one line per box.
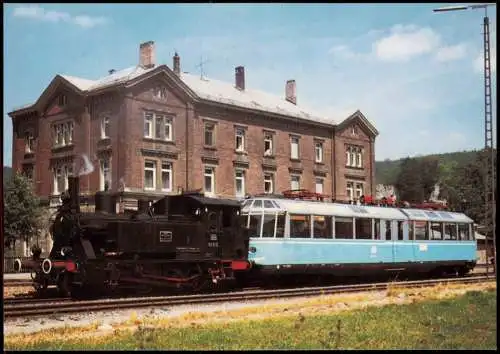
[154, 86, 167, 100]
[58, 94, 67, 107]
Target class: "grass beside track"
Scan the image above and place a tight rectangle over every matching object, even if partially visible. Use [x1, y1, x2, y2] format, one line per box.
[5, 287, 496, 350]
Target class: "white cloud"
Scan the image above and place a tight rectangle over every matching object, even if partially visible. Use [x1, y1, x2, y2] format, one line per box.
[73, 15, 107, 28]
[373, 24, 440, 62]
[435, 43, 467, 62]
[473, 47, 497, 74]
[12, 5, 107, 28]
[328, 45, 365, 60]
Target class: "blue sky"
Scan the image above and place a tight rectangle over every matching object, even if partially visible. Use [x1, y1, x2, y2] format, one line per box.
[3, 3, 497, 167]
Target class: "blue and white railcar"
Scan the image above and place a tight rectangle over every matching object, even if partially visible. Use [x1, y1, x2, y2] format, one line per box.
[241, 197, 476, 277]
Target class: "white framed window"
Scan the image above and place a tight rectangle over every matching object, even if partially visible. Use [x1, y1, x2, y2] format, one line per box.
[64, 165, 73, 191]
[290, 136, 299, 159]
[264, 173, 274, 194]
[164, 118, 172, 141]
[161, 162, 173, 192]
[235, 128, 245, 152]
[144, 160, 156, 190]
[291, 175, 300, 190]
[356, 148, 362, 168]
[355, 183, 364, 199]
[144, 112, 173, 141]
[52, 122, 74, 147]
[346, 181, 354, 201]
[100, 158, 111, 191]
[235, 170, 245, 197]
[53, 167, 64, 195]
[204, 123, 215, 146]
[25, 132, 34, 153]
[315, 142, 323, 163]
[204, 167, 215, 196]
[346, 145, 363, 168]
[264, 134, 273, 156]
[53, 164, 73, 195]
[101, 116, 110, 139]
[154, 86, 167, 100]
[144, 112, 154, 138]
[315, 178, 324, 194]
[64, 122, 73, 145]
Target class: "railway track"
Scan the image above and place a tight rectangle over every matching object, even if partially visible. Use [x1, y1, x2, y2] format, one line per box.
[4, 275, 495, 319]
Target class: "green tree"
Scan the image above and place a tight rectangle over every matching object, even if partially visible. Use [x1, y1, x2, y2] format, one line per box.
[446, 149, 497, 232]
[394, 157, 439, 203]
[3, 173, 44, 249]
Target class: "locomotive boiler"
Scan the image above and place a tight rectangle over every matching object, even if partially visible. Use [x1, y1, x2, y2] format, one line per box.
[14, 177, 250, 298]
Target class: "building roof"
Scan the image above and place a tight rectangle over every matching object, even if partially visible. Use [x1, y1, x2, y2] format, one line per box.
[61, 66, 157, 92]
[179, 72, 335, 125]
[12, 64, 342, 126]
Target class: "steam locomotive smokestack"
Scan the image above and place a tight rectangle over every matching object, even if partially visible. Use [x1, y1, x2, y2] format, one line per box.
[68, 176, 80, 213]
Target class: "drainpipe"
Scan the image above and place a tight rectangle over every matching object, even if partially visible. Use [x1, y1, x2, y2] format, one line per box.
[332, 127, 336, 200]
[185, 102, 189, 192]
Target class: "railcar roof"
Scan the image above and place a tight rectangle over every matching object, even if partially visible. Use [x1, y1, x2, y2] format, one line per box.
[399, 208, 474, 223]
[242, 198, 408, 220]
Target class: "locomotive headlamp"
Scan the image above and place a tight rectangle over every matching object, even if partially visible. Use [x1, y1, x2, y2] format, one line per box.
[42, 258, 52, 274]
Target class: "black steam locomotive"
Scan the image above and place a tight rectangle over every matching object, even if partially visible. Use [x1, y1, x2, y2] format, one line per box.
[14, 177, 250, 298]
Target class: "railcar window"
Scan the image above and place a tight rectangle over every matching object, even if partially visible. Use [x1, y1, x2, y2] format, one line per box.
[415, 221, 428, 240]
[335, 217, 353, 239]
[242, 200, 252, 208]
[264, 200, 275, 208]
[290, 214, 311, 238]
[276, 213, 285, 238]
[313, 215, 332, 239]
[408, 221, 414, 240]
[355, 218, 372, 239]
[248, 214, 262, 237]
[444, 223, 457, 240]
[374, 219, 381, 240]
[458, 224, 470, 240]
[430, 222, 442, 240]
[253, 200, 263, 208]
[262, 214, 276, 238]
[385, 220, 391, 240]
[398, 221, 404, 240]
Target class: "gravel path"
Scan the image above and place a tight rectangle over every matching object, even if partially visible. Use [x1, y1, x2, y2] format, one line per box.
[4, 294, 330, 336]
[4, 281, 496, 337]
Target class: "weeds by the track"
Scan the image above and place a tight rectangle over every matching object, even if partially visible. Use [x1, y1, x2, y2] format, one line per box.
[4, 284, 496, 350]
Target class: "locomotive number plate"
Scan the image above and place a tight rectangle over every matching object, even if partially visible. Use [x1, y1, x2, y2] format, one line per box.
[210, 233, 218, 241]
[160, 231, 173, 243]
[208, 242, 219, 248]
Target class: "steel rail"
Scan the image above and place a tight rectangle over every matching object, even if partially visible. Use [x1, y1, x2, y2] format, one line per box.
[4, 276, 495, 319]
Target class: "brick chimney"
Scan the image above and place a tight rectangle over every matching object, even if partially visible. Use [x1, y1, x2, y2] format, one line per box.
[173, 52, 180, 75]
[235, 66, 245, 90]
[285, 80, 296, 105]
[139, 41, 155, 69]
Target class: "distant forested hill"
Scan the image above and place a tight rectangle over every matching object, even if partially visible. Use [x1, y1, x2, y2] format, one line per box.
[3, 166, 13, 186]
[375, 150, 481, 185]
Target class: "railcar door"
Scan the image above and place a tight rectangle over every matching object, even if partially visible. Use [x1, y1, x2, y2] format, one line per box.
[391, 220, 397, 263]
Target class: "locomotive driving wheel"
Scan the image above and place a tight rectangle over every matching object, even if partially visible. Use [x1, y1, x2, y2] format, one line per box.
[32, 271, 48, 297]
[188, 265, 206, 292]
[57, 272, 72, 297]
